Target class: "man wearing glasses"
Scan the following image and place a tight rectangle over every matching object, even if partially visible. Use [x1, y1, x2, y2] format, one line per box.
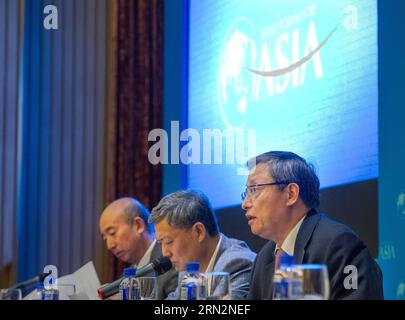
[241, 151, 383, 299]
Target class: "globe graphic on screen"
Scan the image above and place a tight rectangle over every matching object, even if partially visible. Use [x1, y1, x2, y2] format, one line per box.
[218, 18, 256, 129]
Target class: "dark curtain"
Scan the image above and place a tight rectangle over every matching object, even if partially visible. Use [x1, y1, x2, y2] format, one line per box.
[104, 0, 164, 282]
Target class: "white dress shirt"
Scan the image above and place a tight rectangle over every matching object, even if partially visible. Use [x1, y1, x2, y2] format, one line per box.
[134, 240, 156, 269]
[275, 215, 306, 256]
[205, 235, 223, 272]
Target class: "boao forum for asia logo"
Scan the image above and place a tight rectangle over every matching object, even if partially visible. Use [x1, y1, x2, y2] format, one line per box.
[217, 4, 358, 129]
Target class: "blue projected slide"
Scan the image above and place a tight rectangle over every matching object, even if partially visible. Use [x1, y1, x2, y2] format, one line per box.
[187, 0, 378, 209]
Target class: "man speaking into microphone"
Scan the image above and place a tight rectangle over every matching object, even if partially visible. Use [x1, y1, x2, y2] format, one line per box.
[99, 197, 177, 299]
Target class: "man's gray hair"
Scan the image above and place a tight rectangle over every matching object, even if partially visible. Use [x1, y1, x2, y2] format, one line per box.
[149, 190, 219, 236]
[248, 151, 320, 208]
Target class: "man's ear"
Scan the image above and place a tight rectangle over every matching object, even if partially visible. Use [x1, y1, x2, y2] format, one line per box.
[192, 222, 207, 243]
[133, 216, 146, 234]
[286, 183, 300, 207]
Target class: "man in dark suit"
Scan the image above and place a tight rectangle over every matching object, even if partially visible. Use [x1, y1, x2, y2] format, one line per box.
[241, 151, 383, 299]
[99, 198, 177, 299]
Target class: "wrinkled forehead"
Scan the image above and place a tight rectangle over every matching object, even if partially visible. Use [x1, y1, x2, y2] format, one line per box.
[247, 162, 272, 184]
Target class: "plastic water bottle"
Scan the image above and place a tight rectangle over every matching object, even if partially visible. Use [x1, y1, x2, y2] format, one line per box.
[180, 262, 203, 300]
[273, 254, 301, 300]
[119, 268, 137, 300]
[31, 282, 44, 300]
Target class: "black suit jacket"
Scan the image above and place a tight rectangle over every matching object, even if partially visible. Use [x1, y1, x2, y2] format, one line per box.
[150, 243, 178, 300]
[247, 209, 384, 300]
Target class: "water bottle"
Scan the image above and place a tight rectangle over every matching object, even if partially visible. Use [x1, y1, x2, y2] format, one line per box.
[31, 282, 44, 300]
[180, 262, 203, 300]
[273, 254, 301, 300]
[119, 268, 137, 300]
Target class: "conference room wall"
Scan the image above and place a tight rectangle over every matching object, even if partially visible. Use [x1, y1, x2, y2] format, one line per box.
[377, 0, 405, 300]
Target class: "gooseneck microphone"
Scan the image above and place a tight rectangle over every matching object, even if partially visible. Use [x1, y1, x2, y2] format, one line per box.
[9, 271, 52, 296]
[97, 256, 172, 299]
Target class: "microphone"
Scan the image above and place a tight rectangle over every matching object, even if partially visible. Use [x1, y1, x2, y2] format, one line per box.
[97, 256, 172, 299]
[9, 271, 52, 296]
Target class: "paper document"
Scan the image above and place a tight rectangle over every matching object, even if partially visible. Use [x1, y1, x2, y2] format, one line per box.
[24, 261, 101, 300]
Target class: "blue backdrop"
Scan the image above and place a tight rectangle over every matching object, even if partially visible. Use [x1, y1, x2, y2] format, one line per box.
[187, 0, 378, 209]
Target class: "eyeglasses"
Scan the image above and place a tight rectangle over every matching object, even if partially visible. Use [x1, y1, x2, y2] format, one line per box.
[241, 181, 290, 201]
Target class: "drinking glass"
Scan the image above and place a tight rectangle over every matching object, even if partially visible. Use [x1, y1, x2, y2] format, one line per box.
[56, 284, 76, 300]
[293, 264, 330, 300]
[200, 272, 231, 300]
[0, 288, 22, 300]
[135, 277, 157, 300]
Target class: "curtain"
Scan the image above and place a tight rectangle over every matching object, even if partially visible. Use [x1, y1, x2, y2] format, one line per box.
[0, 0, 20, 281]
[103, 0, 164, 282]
[17, 0, 107, 281]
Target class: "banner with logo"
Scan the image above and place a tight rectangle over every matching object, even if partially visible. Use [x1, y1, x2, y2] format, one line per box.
[187, 0, 378, 209]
